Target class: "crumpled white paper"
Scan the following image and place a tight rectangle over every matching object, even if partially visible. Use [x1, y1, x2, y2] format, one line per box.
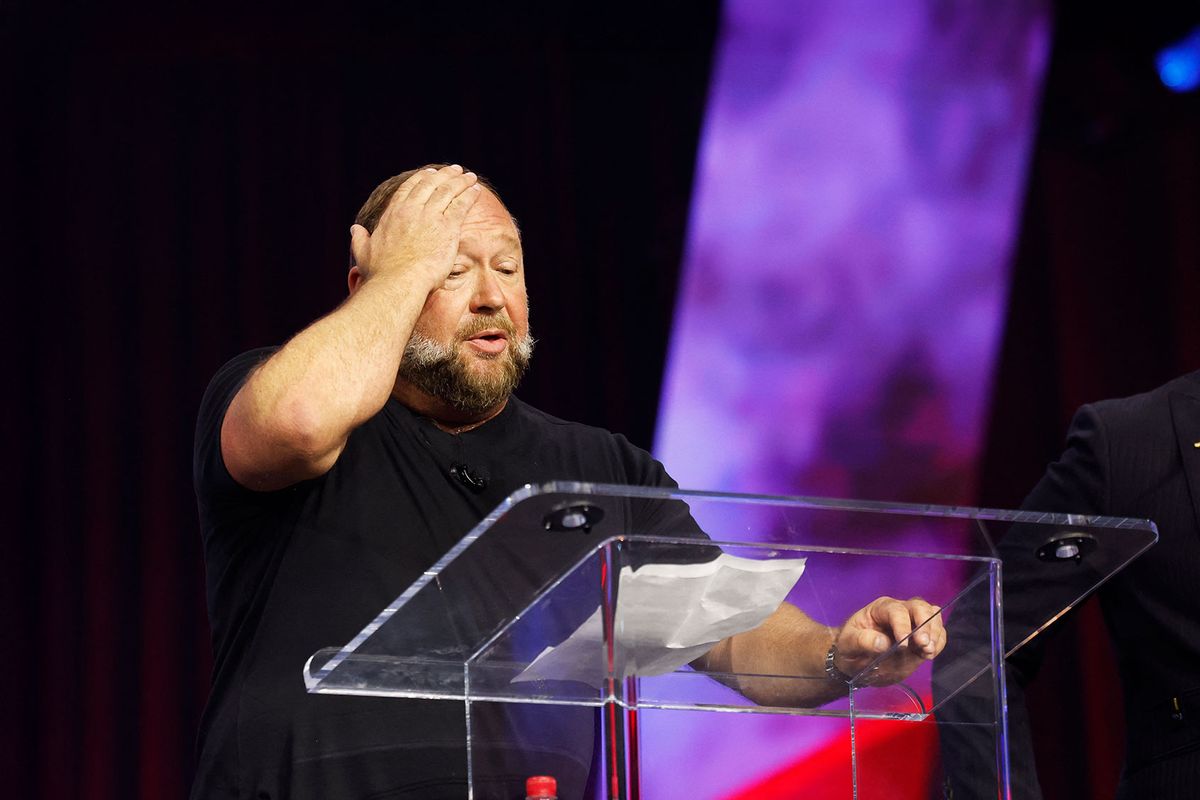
[513, 553, 806, 687]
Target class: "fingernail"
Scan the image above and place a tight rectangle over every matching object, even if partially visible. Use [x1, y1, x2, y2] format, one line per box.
[916, 632, 929, 646]
[874, 635, 887, 650]
[450, 164, 462, 171]
[424, 168, 437, 173]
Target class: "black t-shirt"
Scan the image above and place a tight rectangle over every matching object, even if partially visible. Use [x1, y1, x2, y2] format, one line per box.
[191, 348, 696, 800]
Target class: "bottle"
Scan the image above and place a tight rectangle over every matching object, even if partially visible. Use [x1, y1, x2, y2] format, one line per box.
[525, 774, 557, 799]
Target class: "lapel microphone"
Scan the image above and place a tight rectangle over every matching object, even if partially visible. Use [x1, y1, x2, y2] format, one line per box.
[450, 463, 488, 493]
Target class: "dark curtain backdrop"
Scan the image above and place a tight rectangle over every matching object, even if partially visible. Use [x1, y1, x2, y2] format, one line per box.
[3, 2, 1198, 799]
[0, 4, 721, 798]
[980, 3, 1200, 798]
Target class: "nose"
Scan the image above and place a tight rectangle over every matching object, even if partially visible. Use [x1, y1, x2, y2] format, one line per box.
[470, 269, 506, 314]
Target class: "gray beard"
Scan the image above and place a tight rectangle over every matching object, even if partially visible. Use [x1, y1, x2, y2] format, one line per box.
[398, 328, 534, 415]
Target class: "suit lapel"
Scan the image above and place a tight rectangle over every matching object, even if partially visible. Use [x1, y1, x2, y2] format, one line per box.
[1168, 385, 1200, 536]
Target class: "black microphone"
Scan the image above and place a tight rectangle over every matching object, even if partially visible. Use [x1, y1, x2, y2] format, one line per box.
[450, 463, 487, 493]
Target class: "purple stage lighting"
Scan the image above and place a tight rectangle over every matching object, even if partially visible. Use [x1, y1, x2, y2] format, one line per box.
[648, 1, 1052, 796]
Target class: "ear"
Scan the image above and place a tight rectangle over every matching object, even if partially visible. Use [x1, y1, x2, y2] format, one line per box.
[348, 223, 371, 295]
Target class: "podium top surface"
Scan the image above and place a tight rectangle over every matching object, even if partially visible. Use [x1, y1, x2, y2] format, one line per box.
[304, 482, 1156, 718]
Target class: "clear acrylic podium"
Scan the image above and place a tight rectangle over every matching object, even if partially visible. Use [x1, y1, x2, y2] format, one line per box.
[303, 483, 1156, 799]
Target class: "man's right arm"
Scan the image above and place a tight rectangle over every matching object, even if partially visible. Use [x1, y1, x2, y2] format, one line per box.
[221, 165, 482, 491]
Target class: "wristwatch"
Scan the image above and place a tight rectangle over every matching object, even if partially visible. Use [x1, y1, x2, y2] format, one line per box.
[824, 642, 855, 684]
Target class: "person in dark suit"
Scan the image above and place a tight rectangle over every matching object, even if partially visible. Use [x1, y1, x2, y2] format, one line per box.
[941, 371, 1200, 797]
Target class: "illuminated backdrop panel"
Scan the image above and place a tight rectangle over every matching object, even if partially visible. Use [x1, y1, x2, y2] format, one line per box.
[651, 1, 1050, 796]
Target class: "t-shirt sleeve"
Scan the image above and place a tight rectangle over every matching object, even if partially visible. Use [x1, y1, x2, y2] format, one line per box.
[611, 433, 708, 540]
[193, 347, 278, 506]
[609, 432, 686, 490]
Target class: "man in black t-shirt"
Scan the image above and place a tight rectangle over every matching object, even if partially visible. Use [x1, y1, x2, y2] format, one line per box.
[192, 164, 947, 799]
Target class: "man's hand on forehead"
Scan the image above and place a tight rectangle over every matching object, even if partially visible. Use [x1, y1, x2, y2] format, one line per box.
[390, 164, 481, 211]
[349, 164, 482, 292]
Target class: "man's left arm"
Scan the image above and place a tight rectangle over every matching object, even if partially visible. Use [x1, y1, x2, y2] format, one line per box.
[696, 596, 945, 707]
[616, 440, 945, 707]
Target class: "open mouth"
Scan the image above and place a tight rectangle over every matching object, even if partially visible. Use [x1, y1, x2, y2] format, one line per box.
[464, 330, 509, 354]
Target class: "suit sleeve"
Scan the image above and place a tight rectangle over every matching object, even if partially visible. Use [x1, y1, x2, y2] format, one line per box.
[937, 404, 1109, 799]
[1018, 404, 1108, 522]
[1004, 404, 1109, 677]
[1005, 404, 1108, 794]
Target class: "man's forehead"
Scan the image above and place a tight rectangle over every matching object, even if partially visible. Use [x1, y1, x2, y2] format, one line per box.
[460, 190, 522, 245]
[456, 229, 523, 260]
[467, 188, 514, 220]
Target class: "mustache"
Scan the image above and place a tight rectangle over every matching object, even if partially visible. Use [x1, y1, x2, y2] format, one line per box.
[456, 315, 517, 339]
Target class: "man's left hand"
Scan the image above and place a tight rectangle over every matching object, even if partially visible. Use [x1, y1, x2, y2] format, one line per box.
[831, 596, 946, 686]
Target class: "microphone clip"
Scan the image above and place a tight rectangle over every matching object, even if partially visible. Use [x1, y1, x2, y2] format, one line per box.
[450, 463, 488, 493]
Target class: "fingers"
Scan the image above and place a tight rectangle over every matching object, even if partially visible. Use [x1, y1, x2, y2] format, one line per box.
[910, 600, 946, 659]
[404, 164, 476, 210]
[834, 613, 889, 664]
[907, 598, 934, 643]
[880, 597, 944, 659]
[390, 167, 436, 206]
[872, 597, 913, 647]
[847, 596, 947, 656]
[394, 166, 446, 207]
[429, 170, 480, 216]
[445, 182, 483, 220]
[375, 165, 480, 235]
[834, 596, 948, 687]
[848, 626, 890, 658]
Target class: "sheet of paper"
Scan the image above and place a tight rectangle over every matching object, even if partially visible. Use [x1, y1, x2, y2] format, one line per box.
[513, 552, 806, 687]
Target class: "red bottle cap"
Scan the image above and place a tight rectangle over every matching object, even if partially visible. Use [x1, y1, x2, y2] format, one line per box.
[526, 775, 557, 798]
